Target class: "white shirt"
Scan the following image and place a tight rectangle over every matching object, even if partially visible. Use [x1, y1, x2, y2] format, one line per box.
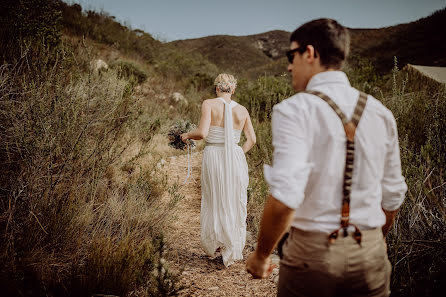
[264, 71, 407, 233]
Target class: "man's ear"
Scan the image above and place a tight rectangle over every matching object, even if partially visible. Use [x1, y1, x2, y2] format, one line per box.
[305, 45, 319, 63]
[306, 45, 316, 61]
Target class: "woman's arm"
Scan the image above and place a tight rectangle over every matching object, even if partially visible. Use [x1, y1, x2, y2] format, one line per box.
[181, 100, 212, 142]
[242, 111, 256, 153]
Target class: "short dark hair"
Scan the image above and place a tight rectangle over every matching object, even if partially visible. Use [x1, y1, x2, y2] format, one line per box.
[290, 19, 350, 69]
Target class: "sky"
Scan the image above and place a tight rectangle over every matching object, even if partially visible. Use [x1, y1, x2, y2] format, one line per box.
[68, 0, 446, 41]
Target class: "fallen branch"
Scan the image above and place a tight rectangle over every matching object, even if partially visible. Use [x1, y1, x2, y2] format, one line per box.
[30, 211, 48, 235]
[400, 239, 444, 245]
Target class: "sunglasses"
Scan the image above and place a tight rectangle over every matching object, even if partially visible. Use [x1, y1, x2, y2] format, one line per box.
[285, 46, 308, 64]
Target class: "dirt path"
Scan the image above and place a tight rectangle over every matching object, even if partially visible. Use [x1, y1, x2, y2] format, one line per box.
[161, 151, 277, 296]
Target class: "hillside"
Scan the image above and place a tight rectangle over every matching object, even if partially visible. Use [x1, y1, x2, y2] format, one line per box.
[170, 8, 446, 76]
[170, 34, 273, 74]
[58, 1, 221, 88]
[350, 8, 446, 73]
[171, 30, 289, 78]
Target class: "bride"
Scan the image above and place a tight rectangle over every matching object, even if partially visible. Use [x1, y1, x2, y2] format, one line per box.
[181, 73, 256, 266]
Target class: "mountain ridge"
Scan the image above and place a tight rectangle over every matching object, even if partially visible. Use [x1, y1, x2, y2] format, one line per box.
[170, 8, 446, 77]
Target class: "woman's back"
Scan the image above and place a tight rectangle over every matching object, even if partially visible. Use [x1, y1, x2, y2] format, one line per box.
[208, 98, 248, 131]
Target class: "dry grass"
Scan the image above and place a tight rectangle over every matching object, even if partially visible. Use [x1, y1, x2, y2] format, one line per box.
[379, 64, 446, 297]
[0, 39, 182, 296]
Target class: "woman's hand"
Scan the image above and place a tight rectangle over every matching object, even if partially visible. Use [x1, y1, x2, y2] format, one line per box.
[180, 133, 189, 143]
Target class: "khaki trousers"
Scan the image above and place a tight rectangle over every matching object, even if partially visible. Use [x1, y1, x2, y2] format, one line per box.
[278, 227, 391, 297]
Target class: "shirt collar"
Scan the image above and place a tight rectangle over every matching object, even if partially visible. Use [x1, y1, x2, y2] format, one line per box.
[306, 71, 351, 90]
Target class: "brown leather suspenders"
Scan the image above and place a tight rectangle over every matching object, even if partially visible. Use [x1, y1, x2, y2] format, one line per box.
[304, 90, 368, 245]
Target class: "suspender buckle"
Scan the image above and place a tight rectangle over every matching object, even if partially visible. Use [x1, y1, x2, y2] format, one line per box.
[328, 230, 339, 244]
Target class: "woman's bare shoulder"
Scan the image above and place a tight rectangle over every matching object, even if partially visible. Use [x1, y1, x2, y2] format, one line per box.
[202, 98, 221, 105]
[235, 103, 249, 115]
[200, 98, 218, 106]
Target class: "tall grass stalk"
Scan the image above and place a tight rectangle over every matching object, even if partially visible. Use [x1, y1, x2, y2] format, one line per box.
[382, 63, 445, 297]
[0, 43, 180, 296]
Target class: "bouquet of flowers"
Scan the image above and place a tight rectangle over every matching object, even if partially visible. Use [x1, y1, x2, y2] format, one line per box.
[168, 120, 196, 150]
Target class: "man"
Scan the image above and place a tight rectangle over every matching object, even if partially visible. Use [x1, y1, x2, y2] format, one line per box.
[246, 19, 407, 297]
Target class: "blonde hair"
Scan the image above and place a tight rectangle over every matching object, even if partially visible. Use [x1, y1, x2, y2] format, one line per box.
[214, 73, 237, 93]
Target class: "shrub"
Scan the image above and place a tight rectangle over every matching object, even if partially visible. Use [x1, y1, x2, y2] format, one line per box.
[237, 75, 293, 122]
[381, 62, 446, 297]
[60, 2, 160, 63]
[234, 75, 293, 233]
[187, 72, 215, 92]
[0, 42, 179, 296]
[111, 60, 148, 84]
[344, 54, 384, 95]
[154, 46, 219, 87]
[0, 0, 62, 62]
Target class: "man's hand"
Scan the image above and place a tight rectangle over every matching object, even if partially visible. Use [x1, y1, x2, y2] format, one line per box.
[382, 208, 399, 236]
[245, 195, 294, 278]
[246, 251, 274, 278]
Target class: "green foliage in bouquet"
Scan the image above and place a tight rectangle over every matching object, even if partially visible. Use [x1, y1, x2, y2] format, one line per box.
[168, 120, 197, 150]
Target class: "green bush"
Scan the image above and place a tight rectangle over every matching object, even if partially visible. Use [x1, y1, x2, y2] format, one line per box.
[0, 0, 62, 62]
[60, 2, 160, 63]
[237, 75, 293, 121]
[111, 60, 148, 84]
[345, 55, 384, 94]
[187, 72, 215, 92]
[154, 47, 219, 85]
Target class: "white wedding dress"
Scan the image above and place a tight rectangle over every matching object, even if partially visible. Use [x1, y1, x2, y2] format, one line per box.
[200, 98, 249, 267]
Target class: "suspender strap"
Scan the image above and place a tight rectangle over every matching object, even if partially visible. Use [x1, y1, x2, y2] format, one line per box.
[351, 92, 368, 126]
[303, 90, 368, 245]
[305, 90, 349, 124]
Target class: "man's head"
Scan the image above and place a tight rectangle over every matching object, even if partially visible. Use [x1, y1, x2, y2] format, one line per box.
[287, 18, 350, 91]
[214, 73, 237, 94]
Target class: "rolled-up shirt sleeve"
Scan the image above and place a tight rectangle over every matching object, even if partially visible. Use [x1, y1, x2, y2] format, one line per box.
[381, 114, 408, 211]
[263, 101, 314, 209]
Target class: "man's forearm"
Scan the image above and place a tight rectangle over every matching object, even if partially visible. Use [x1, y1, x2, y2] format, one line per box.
[382, 208, 399, 236]
[256, 195, 295, 259]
